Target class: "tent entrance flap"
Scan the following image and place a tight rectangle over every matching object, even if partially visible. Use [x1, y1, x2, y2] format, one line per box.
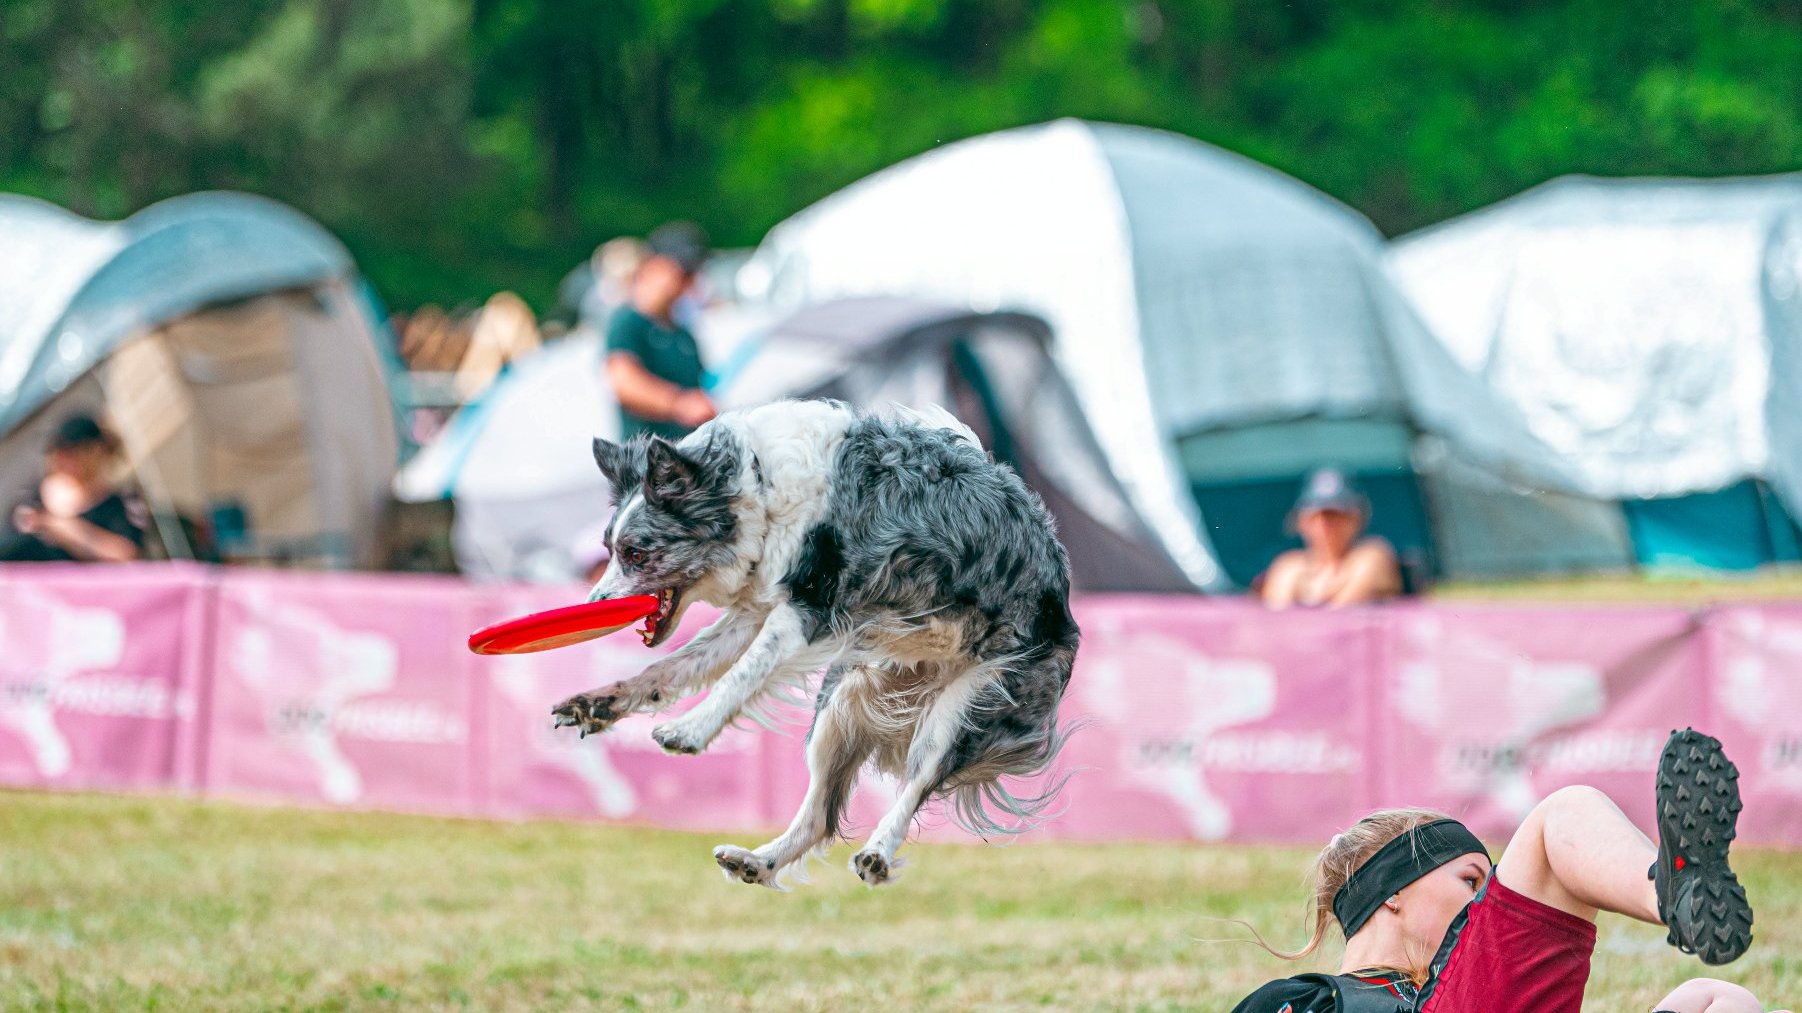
[1623, 479, 1802, 570]
[103, 295, 323, 558]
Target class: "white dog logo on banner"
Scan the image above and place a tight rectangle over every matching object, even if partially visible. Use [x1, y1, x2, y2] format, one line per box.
[228, 591, 413, 804]
[1396, 615, 1606, 819]
[493, 651, 640, 818]
[1717, 611, 1802, 788]
[0, 587, 126, 778]
[1081, 622, 1278, 840]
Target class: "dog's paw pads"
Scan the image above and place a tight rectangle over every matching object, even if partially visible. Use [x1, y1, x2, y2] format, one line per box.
[851, 849, 891, 886]
[550, 692, 621, 737]
[651, 722, 705, 755]
[714, 845, 778, 887]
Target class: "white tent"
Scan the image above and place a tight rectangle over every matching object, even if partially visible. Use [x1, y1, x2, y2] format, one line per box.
[742, 118, 1593, 585]
[0, 192, 399, 566]
[1388, 174, 1802, 508]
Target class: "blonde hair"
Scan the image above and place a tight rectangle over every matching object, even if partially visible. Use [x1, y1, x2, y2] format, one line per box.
[1251, 807, 1452, 966]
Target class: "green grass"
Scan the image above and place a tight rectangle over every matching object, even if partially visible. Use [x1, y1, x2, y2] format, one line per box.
[0, 793, 1796, 1011]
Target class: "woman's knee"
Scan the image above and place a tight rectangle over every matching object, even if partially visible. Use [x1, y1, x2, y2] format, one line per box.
[1539, 783, 1612, 814]
[1654, 977, 1762, 1013]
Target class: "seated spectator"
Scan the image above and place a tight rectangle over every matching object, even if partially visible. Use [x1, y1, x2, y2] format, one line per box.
[1259, 468, 1401, 609]
[0, 414, 146, 563]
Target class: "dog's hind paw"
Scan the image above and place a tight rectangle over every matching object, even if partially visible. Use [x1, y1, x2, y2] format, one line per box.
[714, 845, 779, 888]
[851, 849, 892, 886]
[550, 691, 624, 738]
[651, 721, 707, 755]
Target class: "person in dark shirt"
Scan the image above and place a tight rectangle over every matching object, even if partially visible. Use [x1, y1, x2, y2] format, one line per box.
[603, 222, 716, 442]
[0, 413, 146, 563]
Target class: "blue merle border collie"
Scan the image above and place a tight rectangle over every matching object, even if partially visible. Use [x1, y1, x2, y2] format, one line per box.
[552, 399, 1078, 887]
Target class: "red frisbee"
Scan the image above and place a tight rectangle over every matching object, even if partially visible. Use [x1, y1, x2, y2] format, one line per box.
[467, 595, 662, 655]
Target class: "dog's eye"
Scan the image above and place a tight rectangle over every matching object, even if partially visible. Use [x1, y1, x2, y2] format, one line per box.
[624, 548, 647, 566]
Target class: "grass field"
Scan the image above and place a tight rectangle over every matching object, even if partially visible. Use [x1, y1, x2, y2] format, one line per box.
[1, 793, 1797, 1011]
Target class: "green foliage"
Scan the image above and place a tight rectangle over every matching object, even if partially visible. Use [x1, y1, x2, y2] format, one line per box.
[5, 0, 1802, 310]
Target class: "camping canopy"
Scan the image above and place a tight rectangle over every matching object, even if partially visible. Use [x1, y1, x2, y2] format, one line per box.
[1388, 175, 1802, 569]
[397, 299, 1194, 592]
[742, 119, 1594, 585]
[0, 191, 399, 565]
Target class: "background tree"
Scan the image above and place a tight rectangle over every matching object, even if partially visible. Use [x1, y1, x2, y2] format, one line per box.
[5, 0, 1801, 310]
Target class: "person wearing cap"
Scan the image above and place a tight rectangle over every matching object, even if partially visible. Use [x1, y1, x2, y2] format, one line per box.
[1232, 729, 1774, 1013]
[0, 413, 146, 563]
[1259, 468, 1402, 609]
[603, 222, 716, 442]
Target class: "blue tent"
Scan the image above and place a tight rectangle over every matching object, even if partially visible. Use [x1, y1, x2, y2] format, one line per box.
[0, 191, 401, 565]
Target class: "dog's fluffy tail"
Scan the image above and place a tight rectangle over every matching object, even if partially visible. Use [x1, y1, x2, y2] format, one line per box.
[942, 717, 1084, 838]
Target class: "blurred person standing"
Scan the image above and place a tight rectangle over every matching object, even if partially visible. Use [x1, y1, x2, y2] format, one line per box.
[1259, 468, 1401, 609]
[0, 414, 145, 563]
[603, 222, 716, 441]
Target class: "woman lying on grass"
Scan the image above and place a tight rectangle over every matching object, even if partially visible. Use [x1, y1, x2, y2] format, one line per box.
[1234, 729, 1785, 1013]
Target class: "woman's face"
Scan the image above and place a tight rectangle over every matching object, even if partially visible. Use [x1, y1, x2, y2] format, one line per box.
[1296, 507, 1364, 558]
[1396, 854, 1492, 959]
[46, 443, 108, 482]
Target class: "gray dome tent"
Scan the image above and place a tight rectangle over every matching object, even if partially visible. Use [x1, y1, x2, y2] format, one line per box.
[0, 191, 399, 566]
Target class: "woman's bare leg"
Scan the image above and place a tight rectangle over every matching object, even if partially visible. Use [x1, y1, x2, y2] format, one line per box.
[1494, 730, 1752, 966]
[1653, 977, 1779, 1013]
[1494, 784, 1660, 922]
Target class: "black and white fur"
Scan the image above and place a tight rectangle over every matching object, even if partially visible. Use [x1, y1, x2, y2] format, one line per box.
[552, 400, 1079, 886]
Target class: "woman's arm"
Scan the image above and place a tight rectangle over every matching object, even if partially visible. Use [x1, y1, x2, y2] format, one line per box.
[1259, 552, 1304, 609]
[605, 352, 715, 427]
[32, 512, 140, 562]
[1326, 541, 1403, 607]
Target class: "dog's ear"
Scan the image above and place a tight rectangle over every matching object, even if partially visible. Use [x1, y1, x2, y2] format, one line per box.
[643, 438, 703, 509]
[592, 437, 643, 493]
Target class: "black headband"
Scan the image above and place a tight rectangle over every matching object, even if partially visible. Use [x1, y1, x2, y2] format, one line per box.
[1332, 819, 1489, 938]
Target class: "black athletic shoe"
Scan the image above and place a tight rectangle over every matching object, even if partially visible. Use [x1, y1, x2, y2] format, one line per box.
[1651, 728, 1754, 965]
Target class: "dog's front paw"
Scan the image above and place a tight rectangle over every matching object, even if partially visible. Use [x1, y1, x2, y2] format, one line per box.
[550, 690, 625, 738]
[651, 720, 707, 755]
[714, 845, 779, 888]
[851, 849, 892, 886]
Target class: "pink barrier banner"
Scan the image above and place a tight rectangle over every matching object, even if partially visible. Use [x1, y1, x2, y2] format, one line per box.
[1704, 606, 1802, 844]
[4, 564, 1798, 848]
[0, 563, 209, 792]
[476, 585, 768, 831]
[1045, 598, 1379, 843]
[1381, 605, 1703, 840]
[201, 571, 485, 815]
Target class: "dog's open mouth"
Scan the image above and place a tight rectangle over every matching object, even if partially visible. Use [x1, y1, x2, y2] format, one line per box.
[641, 587, 683, 647]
